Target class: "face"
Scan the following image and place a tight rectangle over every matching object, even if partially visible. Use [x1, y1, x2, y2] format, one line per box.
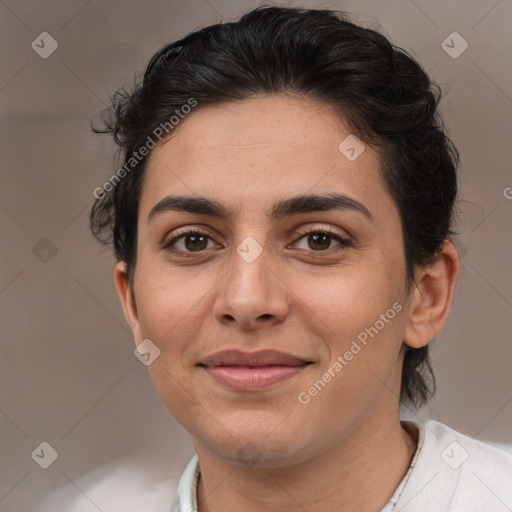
[116, 95, 419, 468]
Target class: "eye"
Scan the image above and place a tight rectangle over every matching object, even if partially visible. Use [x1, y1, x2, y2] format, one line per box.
[292, 227, 352, 253]
[161, 226, 352, 258]
[162, 229, 219, 256]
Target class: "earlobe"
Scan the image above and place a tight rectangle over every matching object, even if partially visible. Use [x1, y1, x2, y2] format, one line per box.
[113, 261, 143, 344]
[403, 240, 460, 349]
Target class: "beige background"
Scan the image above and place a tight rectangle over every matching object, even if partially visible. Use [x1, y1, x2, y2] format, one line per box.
[1, 0, 511, 510]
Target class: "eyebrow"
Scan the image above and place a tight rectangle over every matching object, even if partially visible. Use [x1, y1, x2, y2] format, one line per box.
[147, 193, 373, 223]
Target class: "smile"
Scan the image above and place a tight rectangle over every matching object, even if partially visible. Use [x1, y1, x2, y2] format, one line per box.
[202, 364, 310, 391]
[198, 349, 313, 391]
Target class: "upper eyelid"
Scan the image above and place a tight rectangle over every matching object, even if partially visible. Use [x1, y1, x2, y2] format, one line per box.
[164, 225, 350, 250]
[163, 227, 213, 247]
[292, 225, 348, 239]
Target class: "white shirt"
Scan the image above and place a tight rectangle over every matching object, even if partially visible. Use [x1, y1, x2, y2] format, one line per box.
[172, 420, 512, 512]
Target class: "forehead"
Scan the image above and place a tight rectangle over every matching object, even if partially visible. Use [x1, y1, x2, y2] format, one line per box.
[140, 95, 394, 221]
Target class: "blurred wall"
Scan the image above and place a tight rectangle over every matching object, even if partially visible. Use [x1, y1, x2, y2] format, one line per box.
[1, 1, 511, 510]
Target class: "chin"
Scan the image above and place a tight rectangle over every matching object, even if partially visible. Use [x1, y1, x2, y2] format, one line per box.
[199, 416, 316, 469]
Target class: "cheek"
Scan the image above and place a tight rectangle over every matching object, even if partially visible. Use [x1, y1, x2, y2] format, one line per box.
[134, 264, 209, 357]
[134, 272, 210, 425]
[289, 259, 407, 400]
[290, 260, 403, 337]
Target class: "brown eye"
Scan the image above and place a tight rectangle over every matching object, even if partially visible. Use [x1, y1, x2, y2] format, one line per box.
[306, 232, 333, 251]
[294, 229, 351, 252]
[163, 230, 217, 255]
[183, 233, 208, 251]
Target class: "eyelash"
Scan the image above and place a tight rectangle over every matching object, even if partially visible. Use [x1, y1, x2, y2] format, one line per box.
[162, 226, 352, 258]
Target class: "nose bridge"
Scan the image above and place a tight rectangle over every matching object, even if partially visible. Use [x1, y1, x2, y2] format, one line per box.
[214, 238, 289, 328]
[226, 240, 272, 304]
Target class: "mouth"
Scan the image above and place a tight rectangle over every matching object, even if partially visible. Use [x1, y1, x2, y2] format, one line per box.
[198, 349, 313, 391]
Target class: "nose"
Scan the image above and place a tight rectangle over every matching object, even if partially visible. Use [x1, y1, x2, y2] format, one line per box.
[212, 244, 290, 331]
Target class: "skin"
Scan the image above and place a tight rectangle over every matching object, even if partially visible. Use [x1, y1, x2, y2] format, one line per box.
[114, 95, 460, 512]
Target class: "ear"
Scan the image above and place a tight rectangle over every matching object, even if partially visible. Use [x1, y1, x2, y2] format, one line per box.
[114, 261, 143, 346]
[403, 240, 460, 349]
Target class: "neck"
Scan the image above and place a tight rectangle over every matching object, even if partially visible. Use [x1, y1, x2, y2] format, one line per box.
[194, 413, 418, 512]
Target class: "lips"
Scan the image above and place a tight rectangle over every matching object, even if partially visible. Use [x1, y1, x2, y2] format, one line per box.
[199, 349, 310, 368]
[198, 349, 312, 391]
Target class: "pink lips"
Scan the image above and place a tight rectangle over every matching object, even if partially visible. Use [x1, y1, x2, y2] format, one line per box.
[199, 349, 311, 391]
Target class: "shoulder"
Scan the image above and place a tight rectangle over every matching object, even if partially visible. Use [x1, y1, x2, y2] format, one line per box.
[38, 458, 178, 512]
[395, 420, 512, 512]
[424, 420, 512, 474]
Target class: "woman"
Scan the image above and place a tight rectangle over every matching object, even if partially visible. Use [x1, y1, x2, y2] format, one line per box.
[90, 6, 512, 511]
